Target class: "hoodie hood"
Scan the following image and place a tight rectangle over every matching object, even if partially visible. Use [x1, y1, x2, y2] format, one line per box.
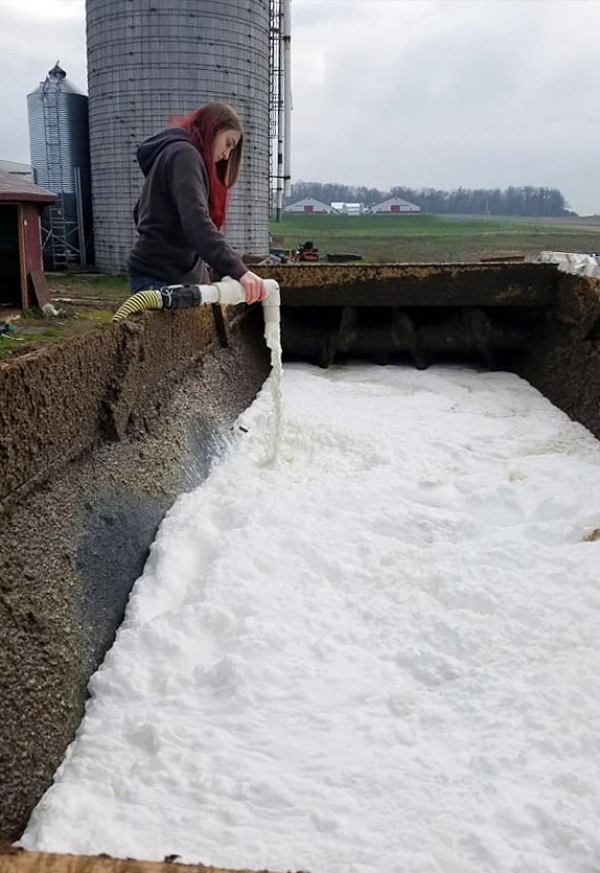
[137, 128, 193, 176]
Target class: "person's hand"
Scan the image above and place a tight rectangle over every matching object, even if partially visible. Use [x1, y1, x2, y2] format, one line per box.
[240, 271, 268, 304]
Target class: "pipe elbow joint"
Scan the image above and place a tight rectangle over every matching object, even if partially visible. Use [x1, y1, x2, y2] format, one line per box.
[262, 279, 281, 325]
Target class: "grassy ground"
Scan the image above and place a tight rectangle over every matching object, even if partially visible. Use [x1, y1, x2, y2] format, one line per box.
[47, 272, 130, 303]
[0, 273, 127, 365]
[0, 304, 114, 365]
[270, 214, 600, 262]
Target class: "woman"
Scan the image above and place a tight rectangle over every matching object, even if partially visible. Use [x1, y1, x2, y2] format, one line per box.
[127, 102, 266, 304]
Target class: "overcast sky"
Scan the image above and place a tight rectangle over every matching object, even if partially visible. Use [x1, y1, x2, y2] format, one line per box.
[1, 0, 599, 214]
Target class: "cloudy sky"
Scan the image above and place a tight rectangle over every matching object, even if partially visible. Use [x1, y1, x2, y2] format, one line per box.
[1, 0, 599, 214]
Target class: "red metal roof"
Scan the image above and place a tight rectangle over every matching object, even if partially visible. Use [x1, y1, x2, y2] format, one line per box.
[0, 169, 57, 204]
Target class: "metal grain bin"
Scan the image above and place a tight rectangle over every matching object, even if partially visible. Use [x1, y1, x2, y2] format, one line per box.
[27, 63, 93, 268]
[86, 0, 270, 274]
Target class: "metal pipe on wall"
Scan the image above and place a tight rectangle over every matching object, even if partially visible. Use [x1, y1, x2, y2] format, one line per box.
[283, 0, 292, 198]
[74, 167, 87, 266]
[275, 0, 285, 221]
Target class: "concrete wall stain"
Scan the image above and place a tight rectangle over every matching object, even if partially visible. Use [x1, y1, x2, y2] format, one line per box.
[0, 305, 268, 842]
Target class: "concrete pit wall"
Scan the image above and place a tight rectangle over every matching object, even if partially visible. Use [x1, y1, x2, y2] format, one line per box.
[3, 267, 600, 851]
[521, 271, 600, 438]
[0, 304, 269, 843]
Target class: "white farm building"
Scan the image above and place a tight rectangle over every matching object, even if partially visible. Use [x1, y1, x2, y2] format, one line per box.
[371, 197, 421, 215]
[284, 197, 333, 215]
[331, 202, 366, 216]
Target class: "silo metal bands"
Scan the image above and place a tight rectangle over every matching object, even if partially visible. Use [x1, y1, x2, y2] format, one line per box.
[86, 0, 270, 274]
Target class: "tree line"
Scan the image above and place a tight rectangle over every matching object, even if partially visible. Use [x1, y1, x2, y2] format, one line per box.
[285, 182, 573, 217]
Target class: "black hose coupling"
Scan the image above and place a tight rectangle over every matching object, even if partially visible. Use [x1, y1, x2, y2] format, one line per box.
[159, 284, 203, 310]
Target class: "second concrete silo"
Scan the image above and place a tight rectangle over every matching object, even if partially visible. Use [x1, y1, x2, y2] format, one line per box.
[86, 0, 270, 274]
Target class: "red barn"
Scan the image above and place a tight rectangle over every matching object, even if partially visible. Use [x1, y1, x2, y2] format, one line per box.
[284, 197, 333, 215]
[370, 197, 421, 215]
[0, 169, 57, 309]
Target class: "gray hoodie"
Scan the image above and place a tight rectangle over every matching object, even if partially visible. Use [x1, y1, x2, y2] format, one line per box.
[127, 128, 247, 285]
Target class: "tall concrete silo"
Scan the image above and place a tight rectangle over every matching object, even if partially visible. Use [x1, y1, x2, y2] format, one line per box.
[27, 63, 94, 268]
[86, 0, 271, 274]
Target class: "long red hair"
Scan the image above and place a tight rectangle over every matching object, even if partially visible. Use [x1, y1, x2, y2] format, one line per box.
[168, 103, 244, 231]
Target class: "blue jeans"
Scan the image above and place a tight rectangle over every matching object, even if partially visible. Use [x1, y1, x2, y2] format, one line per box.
[128, 274, 165, 294]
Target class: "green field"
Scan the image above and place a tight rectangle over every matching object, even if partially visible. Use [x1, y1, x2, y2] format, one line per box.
[4, 213, 599, 366]
[269, 213, 600, 262]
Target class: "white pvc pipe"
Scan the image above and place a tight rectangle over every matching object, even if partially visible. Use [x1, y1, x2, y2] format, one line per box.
[260, 278, 282, 328]
[149, 280, 281, 339]
[200, 278, 281, 330]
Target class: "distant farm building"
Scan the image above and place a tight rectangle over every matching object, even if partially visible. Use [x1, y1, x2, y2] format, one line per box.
[284, 198, 333, 215]
[331, 202, 366, 216]
[371, 197, 421, 215]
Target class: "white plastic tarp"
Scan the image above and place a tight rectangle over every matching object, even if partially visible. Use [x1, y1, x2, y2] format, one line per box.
[538, 251, 600, 278]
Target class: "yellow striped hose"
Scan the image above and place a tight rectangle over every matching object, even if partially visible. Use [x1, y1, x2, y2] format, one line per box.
[112, 290, 163, 323]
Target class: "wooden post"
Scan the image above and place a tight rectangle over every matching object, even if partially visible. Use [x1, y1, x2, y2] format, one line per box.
[29, 270, 52, 308]
[22, 203, 52, 308]
[17, 204, 28, 309]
